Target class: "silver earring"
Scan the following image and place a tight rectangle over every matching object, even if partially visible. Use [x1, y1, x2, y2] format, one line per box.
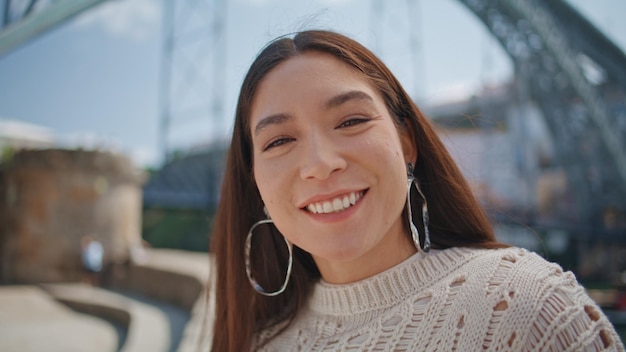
[244, 207, 293, 296]
[407, 163, 431, 253]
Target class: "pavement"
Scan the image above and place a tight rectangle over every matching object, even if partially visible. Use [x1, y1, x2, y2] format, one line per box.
[0, 248, 212, 352]
[0, 285, 118, 352]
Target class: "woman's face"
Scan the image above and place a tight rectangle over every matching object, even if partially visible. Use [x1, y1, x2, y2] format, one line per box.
[250, 51, 417, 283]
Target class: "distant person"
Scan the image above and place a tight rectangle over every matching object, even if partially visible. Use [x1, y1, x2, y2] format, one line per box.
[81, 235, 104, 286]
[207, 30, 624, 351]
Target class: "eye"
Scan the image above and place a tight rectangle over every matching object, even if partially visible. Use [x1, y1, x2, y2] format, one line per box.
[336, 117, 371, 129]
[263, 137, 294, 151]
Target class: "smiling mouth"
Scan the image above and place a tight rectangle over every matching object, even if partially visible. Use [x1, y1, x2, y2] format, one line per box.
[304, 190, 366, 214]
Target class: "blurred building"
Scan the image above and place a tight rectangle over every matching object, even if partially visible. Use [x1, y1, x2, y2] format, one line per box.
[0, 118, 55, 153]
[425, 82, 553, 218]
[425, 80, 626, 285]
[143, 142, 227, 211]
[0, 120, 146, 284]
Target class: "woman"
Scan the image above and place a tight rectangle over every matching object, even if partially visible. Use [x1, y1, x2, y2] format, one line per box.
[208, 30, 623, 351]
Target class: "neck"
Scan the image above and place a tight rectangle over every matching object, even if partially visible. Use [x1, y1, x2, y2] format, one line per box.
[313, 231, 416, 284]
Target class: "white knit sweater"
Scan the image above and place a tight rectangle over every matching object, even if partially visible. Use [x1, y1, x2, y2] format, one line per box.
[254, 247, 624, 351]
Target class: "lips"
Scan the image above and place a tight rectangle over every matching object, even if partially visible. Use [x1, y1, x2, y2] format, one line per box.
[304, 190, 365, 214]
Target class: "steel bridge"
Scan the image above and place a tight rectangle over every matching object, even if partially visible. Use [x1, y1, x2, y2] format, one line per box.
[457, 0, 626, 236]
[2, 0, 625, 236]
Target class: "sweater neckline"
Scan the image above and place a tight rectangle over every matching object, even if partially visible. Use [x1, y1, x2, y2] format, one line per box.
[308, 247, 482, 316]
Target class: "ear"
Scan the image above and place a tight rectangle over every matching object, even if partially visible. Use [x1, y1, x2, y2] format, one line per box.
[399, 119, 418, 165]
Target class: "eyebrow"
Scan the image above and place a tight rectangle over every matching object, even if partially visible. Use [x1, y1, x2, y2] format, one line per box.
[253, 90, 374, 136]
[254, 113, 292, 136]
[325, 90, 374, 110]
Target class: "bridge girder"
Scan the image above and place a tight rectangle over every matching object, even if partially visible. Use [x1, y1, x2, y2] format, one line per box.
[458, 0, 626, 227]
[0, 0, 107, 58]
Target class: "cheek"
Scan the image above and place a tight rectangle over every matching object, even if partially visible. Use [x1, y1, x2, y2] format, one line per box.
[254, 162, 285, 207]
[361, 135, 405, 168]
[253, 165, 270, 198]
[369, 134, 409, 193]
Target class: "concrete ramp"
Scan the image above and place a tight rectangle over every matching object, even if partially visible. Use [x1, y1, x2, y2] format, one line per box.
[0, 285, 118, 352]
[42, 283, 171, 352]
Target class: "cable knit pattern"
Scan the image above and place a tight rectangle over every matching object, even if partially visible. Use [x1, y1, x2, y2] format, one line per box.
[254, 247, 624, 351]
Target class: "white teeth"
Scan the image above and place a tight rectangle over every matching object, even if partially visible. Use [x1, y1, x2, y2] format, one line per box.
[305, 191, 363, 214]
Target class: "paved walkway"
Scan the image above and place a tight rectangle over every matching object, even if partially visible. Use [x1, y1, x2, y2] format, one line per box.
[0, 285, 118, 352]
[0, 248, 212, 352]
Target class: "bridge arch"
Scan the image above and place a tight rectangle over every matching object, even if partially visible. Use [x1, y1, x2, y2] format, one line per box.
[455, 0, 626, 233]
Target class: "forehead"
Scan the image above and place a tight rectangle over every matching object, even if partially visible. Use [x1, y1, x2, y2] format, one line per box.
[249, 51, 382, 123]
[261, 50, 367, 89]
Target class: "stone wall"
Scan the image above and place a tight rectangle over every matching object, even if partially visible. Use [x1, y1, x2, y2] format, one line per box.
[0, 149, 145, 284]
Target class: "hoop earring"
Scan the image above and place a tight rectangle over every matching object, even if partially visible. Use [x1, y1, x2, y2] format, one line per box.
[244, 209, 293, 296]
[407, 163, 431, 253]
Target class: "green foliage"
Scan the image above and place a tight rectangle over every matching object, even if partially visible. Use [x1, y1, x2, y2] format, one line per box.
[1, 145, 15, 165]
[142, 166, 158, 178]
[142, 207, 213, 252]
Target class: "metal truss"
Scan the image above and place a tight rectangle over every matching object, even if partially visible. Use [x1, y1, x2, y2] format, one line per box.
[369, 0, 424, 101]
[458, 0, 626, 232]
[159, 0, 227, 160]
[0, 0, 107, 57]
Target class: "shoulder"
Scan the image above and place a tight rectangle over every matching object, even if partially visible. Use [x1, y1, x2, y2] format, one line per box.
[451, 246, 623, 351]
[449, 246, 570, 283]
[458, 246, 582, 307]
[440, 246, 565, 284]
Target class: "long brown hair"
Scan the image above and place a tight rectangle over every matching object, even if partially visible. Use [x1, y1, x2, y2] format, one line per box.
[209, 30, 504, 352]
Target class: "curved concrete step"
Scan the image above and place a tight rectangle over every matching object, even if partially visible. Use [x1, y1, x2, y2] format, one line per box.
[0, 285, 118, 352]
[41, 283, 171, 352]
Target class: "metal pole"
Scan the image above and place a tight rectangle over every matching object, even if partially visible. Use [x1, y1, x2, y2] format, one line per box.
[0, 0, 108, 57]
[159, 0, 174, 163]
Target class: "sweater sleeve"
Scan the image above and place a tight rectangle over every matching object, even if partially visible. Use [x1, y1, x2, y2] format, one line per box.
[506, 252, 624, 352]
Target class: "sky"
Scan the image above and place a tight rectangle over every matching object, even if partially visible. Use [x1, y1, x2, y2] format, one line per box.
[0, 0, 624, 168]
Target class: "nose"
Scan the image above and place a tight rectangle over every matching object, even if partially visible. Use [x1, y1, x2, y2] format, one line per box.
[299, 133, 347, 180]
